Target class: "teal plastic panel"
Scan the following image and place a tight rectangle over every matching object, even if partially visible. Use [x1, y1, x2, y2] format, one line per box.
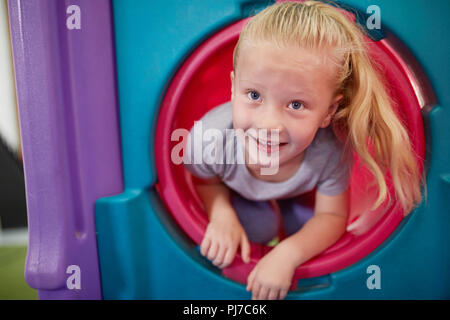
[96, 187, 251, 299]
[96, 0, 450, 299]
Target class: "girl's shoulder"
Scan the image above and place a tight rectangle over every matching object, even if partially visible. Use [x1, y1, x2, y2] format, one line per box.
[311, 127, 353, 169]
[311, 127, 345, 153]
[197, 101, 233, 132]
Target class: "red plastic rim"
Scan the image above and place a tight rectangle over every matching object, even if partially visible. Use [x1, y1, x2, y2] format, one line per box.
[154, 18, 426, 285]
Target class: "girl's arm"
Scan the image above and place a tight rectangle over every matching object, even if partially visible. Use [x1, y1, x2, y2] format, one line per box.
[247, 188, 349, 300]
[193, 176, 251, 267]
[278, 188, 349, 267]
[194, 176, 232, 219]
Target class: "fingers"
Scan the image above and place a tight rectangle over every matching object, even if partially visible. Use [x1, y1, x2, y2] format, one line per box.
[256, 286, 269, 300]
[200, 226, 250, 269]
[246, 269, 256, 292]
[251, 282, 261, 300]
[200, 236, 211, 257]
[252, 284, 288, 300]
[201, 235, 238, 269]
[268, 288, 279, 300]
[219, 245, 237, 269]
[217, 234, 251, 268]
[248, 270, 288, 300]
[240, 234, 251, 264]
[206, 242, 219, 261]
[212, 245, 227, 267]
[279, 288, 288, 300]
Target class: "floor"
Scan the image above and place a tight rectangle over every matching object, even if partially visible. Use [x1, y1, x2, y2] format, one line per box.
[0, 228, 37, 300]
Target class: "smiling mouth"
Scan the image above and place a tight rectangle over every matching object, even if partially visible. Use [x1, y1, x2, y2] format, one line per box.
[247, 135, 288, 153]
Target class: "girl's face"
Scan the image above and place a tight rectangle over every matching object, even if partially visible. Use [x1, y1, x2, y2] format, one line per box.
[231, 41, 343, 174]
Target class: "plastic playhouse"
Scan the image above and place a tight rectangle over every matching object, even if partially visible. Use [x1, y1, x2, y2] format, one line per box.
[6, 0, 450, 299]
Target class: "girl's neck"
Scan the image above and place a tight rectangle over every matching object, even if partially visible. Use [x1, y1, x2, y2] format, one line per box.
[246, 151, 305, 183]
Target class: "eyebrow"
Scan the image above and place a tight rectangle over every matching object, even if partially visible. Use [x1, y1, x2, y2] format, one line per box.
[239, 79, 267, 90]
[240, 79, 313, 101]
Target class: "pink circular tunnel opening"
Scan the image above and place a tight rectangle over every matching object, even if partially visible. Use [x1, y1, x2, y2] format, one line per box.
[155, 18, 425, 286]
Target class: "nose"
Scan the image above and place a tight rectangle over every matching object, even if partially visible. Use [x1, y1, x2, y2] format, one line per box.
[254, 103, 285, 133]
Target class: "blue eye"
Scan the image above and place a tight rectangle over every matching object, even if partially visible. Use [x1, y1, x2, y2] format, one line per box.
[247, 91, 261, 101]
[289, 101, 304, 110]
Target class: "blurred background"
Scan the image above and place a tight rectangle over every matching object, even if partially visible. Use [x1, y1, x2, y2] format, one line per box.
[0, 1, 37, 300]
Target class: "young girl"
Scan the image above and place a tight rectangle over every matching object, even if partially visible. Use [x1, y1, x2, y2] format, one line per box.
[183, 0, 423, 300]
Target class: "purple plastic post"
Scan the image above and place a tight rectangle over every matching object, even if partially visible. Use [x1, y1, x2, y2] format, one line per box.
[8, 0, 123, 299]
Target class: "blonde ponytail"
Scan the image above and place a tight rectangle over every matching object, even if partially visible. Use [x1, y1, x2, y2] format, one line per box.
[233, 0, 424, 214]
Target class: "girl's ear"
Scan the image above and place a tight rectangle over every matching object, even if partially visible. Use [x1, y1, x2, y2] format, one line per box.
[230, 71, 235, 100]
[320, 93, 343, 128]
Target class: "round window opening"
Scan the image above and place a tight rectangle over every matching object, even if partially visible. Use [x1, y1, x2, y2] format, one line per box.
[155, 17, 429, 286]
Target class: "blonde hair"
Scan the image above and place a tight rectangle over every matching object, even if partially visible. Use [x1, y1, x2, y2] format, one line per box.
[233, 1, 424, 214]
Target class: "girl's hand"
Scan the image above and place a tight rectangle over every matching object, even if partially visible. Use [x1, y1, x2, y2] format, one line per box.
[200, 209, 251, 269]
[246, 244, 296, 300]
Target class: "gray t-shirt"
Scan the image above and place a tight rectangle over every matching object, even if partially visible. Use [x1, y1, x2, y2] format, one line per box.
[183, 101, 351, 201]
